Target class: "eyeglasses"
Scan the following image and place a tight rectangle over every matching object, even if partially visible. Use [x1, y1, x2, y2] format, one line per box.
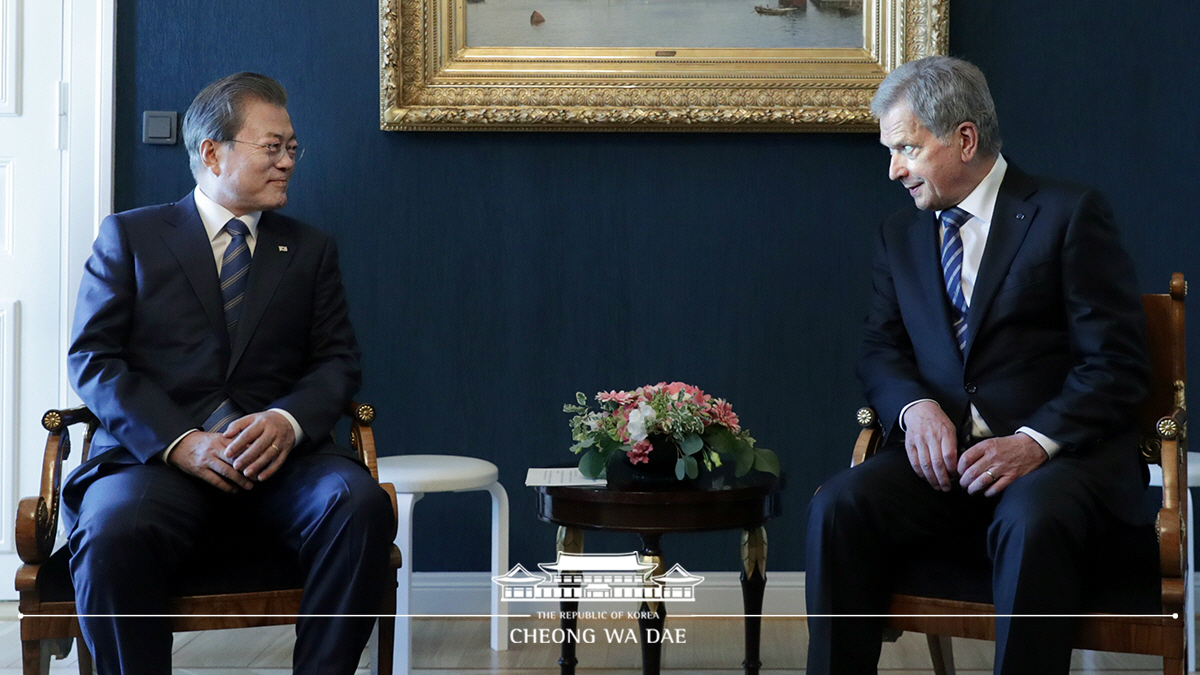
[228, 139, 305, 164]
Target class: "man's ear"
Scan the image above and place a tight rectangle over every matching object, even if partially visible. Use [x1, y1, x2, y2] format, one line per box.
[199, 139, 222, 177]
[956, 121, 980, 163]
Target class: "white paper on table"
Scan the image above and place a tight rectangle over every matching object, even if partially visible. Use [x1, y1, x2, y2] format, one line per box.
[525, 467, 606, 487]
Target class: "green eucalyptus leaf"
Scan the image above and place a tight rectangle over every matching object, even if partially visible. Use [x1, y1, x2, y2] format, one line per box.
[753, 448, 781, 476]
[684, 455, 699, 479]
[598, 433, 625, 453]
[579, 449, 608, 478]
[734, 447, 755, 477]
[704, 426, 737, 454]
[681, 433, 703, 456]
[730, 434, 753, 455]
[675, 457, 687, 481]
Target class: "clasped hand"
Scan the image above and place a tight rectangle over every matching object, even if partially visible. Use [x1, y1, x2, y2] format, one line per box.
[168, 411, 296, 492]
[901, 401, 1046, 497]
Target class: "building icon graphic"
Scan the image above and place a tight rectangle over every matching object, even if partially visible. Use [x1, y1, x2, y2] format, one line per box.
[492, 552, 704, 602]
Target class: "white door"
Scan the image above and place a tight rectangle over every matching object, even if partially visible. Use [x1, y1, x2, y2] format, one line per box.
[0, 0, 113, 597]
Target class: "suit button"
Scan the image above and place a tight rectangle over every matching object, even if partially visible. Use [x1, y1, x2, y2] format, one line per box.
[965, 383, 978, 395]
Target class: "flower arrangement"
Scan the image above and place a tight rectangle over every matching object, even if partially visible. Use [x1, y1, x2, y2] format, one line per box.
[564, 382, 780, 481]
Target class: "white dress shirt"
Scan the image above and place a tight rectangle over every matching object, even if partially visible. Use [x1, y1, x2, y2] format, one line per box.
[898, 155, 1062, 458]
[161, 188, 304, 462]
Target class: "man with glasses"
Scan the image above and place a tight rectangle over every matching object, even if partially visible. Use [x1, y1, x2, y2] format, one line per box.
[806, 56, 1149, 674]
[65, 72, 395, 675]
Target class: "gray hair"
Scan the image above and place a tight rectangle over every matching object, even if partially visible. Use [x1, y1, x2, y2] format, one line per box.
[871, 56, 1002, 157]
[183, 72, 288, 177]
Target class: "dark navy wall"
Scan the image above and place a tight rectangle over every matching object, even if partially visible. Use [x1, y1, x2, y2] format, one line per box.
[115, 1, 1199, 573]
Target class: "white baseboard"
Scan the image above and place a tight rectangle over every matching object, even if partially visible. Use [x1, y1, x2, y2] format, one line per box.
[410, 571, 807, 617]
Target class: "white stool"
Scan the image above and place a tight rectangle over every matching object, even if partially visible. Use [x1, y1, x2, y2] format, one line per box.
[1149, 451, 1198, 672]
[375, 455, 509, 675]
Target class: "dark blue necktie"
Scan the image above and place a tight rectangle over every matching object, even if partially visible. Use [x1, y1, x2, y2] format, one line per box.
[220, 218, 252, 340]
[940, 207, 971, 352]
[204, 218, 252, 433]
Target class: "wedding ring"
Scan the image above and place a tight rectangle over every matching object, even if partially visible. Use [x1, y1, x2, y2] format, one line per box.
[270, 444, 279, 452]
[984, 469, 997, 481]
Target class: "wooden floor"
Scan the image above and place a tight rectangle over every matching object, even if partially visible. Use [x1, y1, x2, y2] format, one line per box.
[0, 604, 1171, 674]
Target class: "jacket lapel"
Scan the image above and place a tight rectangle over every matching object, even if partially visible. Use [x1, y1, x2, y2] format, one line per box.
[964, 165, 1039, 358]
[227, 212, 293, 374]
[906, 209, 964, 360]
[159, 193, 227, 343]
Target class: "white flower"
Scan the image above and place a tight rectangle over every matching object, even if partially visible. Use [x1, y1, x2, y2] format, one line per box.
[626, 402, 657, 442]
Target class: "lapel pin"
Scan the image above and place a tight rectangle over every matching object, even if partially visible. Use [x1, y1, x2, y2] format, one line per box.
[1016, 214, 1027, 220]
[278, 245, 288, 252]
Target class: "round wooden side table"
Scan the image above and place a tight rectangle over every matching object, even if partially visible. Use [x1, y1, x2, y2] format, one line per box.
[534, 475, 782, 675]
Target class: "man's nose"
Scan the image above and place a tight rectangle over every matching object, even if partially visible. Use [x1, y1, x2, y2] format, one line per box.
[888, 154, 907, 181]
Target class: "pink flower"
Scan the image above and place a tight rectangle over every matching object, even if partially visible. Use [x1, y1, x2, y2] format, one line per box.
[633, 383, 660, 400]
[709, 399, 740, 432]
[597, 390, 632, 405]
[627, 439, 653, 464]
[660, 381, 710, 407]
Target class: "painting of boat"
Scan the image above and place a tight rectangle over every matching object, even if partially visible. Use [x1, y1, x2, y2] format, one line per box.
[755, 3, 803, 15]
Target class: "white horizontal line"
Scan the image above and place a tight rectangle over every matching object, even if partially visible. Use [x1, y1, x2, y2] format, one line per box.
[17, 613, 534, 619]
[18, 612, 1179, 620]
[674, 613, 1178, 619]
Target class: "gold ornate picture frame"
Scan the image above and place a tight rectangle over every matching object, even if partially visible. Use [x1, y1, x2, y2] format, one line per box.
[379, 0, 947, 131]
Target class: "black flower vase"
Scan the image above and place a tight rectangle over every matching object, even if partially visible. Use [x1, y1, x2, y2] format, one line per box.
[605, 434, 693, 491]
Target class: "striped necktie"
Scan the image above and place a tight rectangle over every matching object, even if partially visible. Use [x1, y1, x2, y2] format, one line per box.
[940, 207, 971, 352]
[220, 218, 252, 341]
[204, 218, 252, 433]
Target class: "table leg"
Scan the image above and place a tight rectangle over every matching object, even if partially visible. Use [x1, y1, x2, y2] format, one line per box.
[557, 526, 584, 675]
[638, 533, 666, 675]
[740, 526, 768, 675]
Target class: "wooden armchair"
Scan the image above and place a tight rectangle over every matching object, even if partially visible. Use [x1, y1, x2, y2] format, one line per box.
[15, 402, 402, 675]
[851, 273, 1188, 675]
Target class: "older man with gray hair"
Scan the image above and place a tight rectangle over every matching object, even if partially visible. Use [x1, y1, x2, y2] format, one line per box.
[805, 56, 1151, 674]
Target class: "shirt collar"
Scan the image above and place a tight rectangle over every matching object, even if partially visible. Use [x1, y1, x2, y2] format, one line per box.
[193, 186, 262, 241]
[938, 153, 1008, 226]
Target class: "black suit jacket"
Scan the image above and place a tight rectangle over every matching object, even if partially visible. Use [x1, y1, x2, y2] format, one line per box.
[857, 162, 1150, 518]
[65, 192, 361, 505]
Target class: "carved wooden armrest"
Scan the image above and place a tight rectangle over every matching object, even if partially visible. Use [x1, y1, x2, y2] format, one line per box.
[1154, 407, 1188, 606]
[852, 407, 884, 467]
[346, 401, 378, 479]
[15, 406, 98, 564]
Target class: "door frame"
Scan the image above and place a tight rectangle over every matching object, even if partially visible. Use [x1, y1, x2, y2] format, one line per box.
[0, 0, 114, 599]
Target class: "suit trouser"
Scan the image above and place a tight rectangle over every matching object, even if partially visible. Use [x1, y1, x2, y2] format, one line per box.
[68, 453, 396, 675]
[805, 446, 1123, 675]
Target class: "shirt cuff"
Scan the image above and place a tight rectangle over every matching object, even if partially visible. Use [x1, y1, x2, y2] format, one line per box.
[1016, 426, 1062, 459]
[898, 399, 939, 432]
[162, 428, 200, 464]
[269, 408, 305, 445]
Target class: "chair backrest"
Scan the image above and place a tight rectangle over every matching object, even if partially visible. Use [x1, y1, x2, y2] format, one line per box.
[1136, 273, 1187, 528]
[1137, 272, 1187, 450]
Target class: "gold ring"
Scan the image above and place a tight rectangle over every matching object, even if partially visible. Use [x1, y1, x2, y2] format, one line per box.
[984, 469, 997, 481]
[270, 444, 279, 452]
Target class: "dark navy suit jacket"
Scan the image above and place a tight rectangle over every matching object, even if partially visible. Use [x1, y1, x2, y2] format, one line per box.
[857, 163, 1150, 520]
[65, 192, 361, 514]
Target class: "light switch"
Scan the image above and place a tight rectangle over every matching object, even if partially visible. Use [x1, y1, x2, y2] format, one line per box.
[143, 111, 178, 145]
